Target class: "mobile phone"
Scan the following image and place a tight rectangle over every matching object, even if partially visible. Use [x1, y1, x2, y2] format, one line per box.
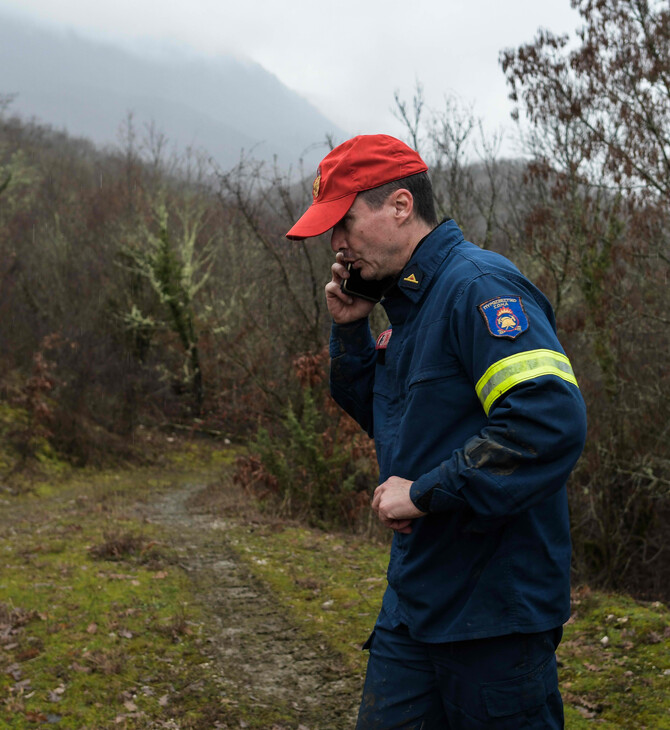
[340, 263, 395, 303]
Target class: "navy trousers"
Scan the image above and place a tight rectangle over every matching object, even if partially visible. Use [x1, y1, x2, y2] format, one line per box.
[355, 625, 564, 729]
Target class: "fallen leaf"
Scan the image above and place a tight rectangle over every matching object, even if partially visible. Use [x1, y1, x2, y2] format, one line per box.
[6, 663, 22, 680]
[16, 648, 40, 661]
[576, 706, 597, 719]
[86, 623, 98, 634]
[48, 685, 66, 702]
[24, 710, 48, 722]
[140, 540, 158, 554]
[124, 700, 138, 712]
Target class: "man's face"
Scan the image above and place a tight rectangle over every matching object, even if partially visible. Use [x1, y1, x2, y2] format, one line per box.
[330, 194, 407, 280]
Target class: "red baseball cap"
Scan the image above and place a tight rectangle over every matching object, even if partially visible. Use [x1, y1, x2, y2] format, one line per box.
[285, 134, 428, 240]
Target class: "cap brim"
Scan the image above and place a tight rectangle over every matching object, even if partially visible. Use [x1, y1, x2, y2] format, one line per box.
[285, 192, 357, 240]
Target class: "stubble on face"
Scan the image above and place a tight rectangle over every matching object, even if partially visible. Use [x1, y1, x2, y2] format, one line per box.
[332, 197, 408, 280]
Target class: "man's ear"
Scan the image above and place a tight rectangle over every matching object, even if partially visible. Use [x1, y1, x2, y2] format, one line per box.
[389, 189, 413, 224]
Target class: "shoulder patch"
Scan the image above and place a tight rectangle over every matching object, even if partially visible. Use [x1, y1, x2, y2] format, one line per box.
[478, 296, 529, 339]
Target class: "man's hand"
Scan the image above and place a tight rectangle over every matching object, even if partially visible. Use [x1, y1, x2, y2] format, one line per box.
[325, 252, 376, 324]
[371, 476, 426, 534]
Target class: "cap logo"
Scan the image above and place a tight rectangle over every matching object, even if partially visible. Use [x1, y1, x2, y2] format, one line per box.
[312, 169, 321, 200]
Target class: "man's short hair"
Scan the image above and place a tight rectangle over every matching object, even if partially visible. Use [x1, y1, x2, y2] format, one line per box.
[359, 172, 438, 227]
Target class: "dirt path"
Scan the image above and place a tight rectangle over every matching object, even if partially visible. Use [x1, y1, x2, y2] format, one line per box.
[144, 480, 361, 729]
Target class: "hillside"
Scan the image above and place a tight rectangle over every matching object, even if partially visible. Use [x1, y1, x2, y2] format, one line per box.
[0, 12, 345, 169]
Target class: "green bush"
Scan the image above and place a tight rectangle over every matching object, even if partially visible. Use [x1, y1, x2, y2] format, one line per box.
[235, 352, 377, 531]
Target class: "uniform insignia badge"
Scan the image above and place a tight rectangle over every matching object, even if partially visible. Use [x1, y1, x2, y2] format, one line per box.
[478, 296, 529, 339]
[312, 168, 321, 200]
[400, 265, 422, 290]
[376, 328, 392, 350]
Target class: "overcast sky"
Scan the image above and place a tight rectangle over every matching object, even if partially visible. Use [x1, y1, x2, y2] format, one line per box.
[0, 0, 581, 154]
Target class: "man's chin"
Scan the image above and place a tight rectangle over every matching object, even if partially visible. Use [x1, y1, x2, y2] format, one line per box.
[355, 262, 388, 280]
[357, 265, 376, 280]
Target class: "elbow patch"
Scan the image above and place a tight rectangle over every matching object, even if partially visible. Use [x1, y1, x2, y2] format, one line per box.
[475, 349, 578, 416]
[464, 434, 526, 476]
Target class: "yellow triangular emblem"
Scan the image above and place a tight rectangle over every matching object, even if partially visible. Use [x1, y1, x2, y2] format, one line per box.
[403, 273, 419, 284]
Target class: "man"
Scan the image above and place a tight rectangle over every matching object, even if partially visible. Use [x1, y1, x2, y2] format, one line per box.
[286, 134, 587, 729]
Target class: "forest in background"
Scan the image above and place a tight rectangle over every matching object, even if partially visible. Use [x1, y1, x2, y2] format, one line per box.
[1, 0, 669, 600]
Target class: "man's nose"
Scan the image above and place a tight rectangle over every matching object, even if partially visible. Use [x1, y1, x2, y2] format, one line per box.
[331, 224, 346, 253]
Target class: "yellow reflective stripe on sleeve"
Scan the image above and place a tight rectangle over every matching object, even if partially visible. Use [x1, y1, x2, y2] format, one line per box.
[475, 348, 578, 416]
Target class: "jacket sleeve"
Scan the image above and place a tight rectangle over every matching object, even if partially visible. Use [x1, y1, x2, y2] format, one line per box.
[329, 318, 377, 438]
[409, 273, 587, 521]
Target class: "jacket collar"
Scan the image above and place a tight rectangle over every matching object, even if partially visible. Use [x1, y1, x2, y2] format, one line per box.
[393, 219, 465, 304]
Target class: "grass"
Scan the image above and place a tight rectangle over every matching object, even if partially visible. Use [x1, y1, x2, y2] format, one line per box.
[0, 451, 236, 729]
[227, 521, 670, 729]
[225, 522, 389, 677]
[1, 442, 669, 728]
[560, 588, 670, 728]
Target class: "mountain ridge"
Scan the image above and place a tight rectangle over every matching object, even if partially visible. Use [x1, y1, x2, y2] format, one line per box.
[0, 12, 345, 169]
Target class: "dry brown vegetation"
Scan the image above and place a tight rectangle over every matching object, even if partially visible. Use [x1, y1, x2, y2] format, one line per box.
[1, 0, 669, 601]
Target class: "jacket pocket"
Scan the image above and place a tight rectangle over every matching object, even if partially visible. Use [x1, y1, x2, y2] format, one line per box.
[407, 362, 461, 389]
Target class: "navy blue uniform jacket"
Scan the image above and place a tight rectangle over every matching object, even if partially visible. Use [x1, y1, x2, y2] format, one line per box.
[330, 220, 587, 642]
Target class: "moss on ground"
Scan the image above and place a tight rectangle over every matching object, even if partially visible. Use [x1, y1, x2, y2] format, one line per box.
[0, 450, 244, 729]
[226, 523, 390, 676]
[2, 446, 669, 728]
[559, 588, 670, 728]
[228, 522, 670, 729]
